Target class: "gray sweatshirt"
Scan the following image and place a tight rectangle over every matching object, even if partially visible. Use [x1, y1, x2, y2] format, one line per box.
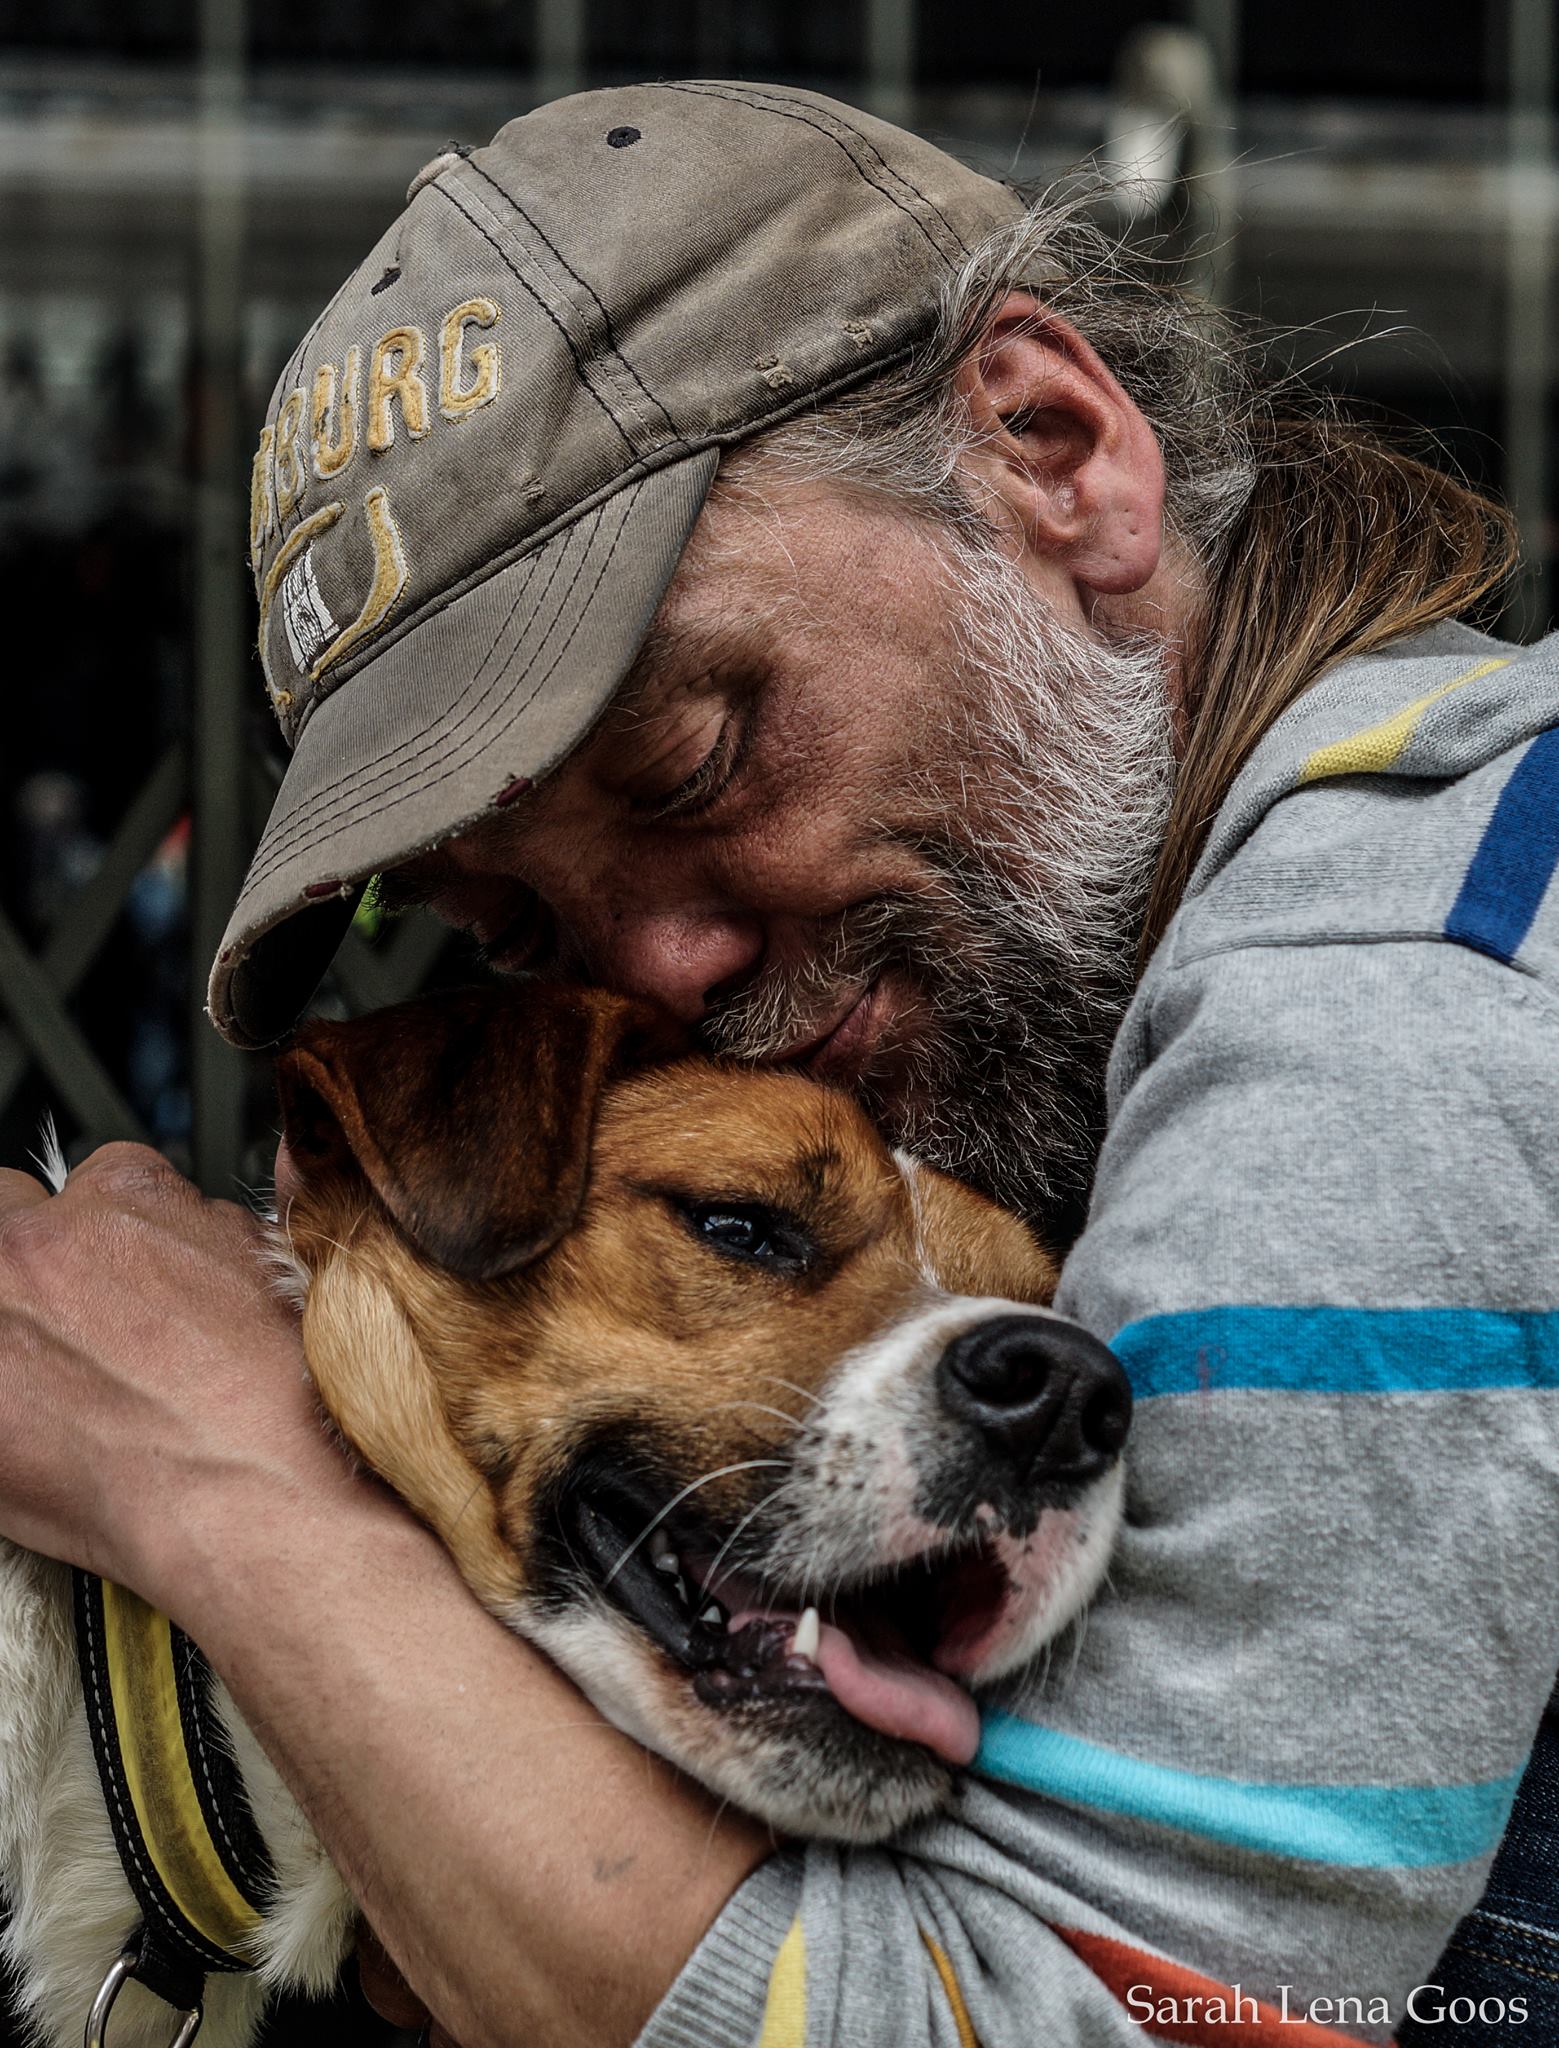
[640, 620, 1559, 2048]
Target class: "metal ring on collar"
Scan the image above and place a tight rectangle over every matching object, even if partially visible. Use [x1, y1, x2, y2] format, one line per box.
[85, 1950, 202, 2048]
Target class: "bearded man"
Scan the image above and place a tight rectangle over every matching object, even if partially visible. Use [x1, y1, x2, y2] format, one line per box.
[1, 83, 1557, 2048]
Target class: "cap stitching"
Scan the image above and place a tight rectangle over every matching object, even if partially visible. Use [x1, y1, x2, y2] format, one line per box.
[256, 521, 560, 855]
[449, 172, 664, 458]
[242, 487, 641, 886]
[660, 82, 969, 265]
[246, 515, 576, 880]
[245, 491, 621, 880]
[681, 81, 972, 255]
[243, 487, 637, 896]
[682, 81, 967, 257]
[435, 180, 641, 464]
[464, 155, 687, 454]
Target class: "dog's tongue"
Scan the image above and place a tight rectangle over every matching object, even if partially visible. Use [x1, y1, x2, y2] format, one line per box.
[812, 1618, 981, 1765]
[722, 1603, 979, 1765]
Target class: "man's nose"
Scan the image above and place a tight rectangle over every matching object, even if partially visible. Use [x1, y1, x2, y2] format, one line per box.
[585, 907, 766, 1023]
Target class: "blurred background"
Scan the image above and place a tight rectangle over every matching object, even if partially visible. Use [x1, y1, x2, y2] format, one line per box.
[2, 0, 1557, 1195]
[0, 4, 1555, 2031]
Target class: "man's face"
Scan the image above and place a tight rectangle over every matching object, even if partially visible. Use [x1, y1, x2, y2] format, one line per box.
[391, 477, 1173, 1230]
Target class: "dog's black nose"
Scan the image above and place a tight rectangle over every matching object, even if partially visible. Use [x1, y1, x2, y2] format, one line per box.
[936, 1314, 1132, 1482]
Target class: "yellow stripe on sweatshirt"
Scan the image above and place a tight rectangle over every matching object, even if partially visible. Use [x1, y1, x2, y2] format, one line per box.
[754, 1917, 980, 2046]
[757, 1919, 807, 2048]
[922, 1933, 980, 2047]
[1298, 658, 1509, 785]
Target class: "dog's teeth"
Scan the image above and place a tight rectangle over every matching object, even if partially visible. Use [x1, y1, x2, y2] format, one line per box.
[653, 1551, 681, 1576]
[698, 1601, 726, 1629]
[673, 1573, 691, 1606]
[650, 1531, 676, 1567]
[791, 1606, 821, 1662]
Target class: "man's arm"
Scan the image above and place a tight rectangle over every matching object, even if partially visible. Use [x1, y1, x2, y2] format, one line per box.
[0, 1152, 768, 2048]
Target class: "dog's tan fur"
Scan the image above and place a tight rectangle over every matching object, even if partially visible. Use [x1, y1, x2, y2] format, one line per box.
[292, 1055, 1056, 1617]
[269, 983, 1126, 1847]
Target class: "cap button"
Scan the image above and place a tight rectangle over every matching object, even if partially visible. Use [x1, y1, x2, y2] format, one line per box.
[407, 142, 473, 203]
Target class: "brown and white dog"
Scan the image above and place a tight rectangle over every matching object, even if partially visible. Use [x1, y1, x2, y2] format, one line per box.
[0, 982, 1129, 2048]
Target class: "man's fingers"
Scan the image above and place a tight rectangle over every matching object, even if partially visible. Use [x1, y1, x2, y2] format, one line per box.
[356, 1925, 435, 2030]
[64, 1141, 197, 1208]
[0, 1168, 50, 1219]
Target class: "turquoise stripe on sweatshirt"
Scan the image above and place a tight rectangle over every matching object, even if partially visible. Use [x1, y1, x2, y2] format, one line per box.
[976, 1716, 1522, 1869]
[1109, 1305, 1559, 1402]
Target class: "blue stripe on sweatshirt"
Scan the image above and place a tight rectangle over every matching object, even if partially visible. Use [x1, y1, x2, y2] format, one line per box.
[975, 1717, 1522, 1869]
[1109, 1305, 1559, 1402]
[1444, 725, 1559, 964]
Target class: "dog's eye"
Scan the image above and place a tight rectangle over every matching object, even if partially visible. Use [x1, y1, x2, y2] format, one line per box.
[680, 1200, 815, 1274]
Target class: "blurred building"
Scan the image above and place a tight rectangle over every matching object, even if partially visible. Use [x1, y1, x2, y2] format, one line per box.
[0, 0, 1554, 1159]
[5, 0, 1556, 1189]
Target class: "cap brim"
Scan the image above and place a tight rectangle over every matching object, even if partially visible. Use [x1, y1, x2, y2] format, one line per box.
[210, 450, 718, 1049]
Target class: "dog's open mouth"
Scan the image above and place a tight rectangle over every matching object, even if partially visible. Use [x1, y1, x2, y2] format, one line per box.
[557, 1455, 1006, 1766]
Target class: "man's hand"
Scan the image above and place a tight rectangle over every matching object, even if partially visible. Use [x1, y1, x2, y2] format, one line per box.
[0, 1142, 368, 1615]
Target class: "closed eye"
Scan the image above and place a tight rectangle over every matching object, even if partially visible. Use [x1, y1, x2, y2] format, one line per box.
[632, 680, 762, 824]
[634, 720, 739, 822]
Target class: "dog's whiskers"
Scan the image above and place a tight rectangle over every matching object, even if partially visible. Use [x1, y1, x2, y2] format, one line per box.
[604, 1460, 787, 1587]
[447, 1474, 489, 1543]
[701, 1484, 790, 1591]
[698, 1398, 807, 1433]
[753, 1373, 823, 1414]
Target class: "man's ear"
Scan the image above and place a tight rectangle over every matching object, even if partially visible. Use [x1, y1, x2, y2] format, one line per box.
[953, 291, 1164, 596]
[274, 984, 684, 1282]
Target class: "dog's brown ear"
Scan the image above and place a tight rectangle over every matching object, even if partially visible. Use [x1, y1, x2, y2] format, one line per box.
[275, 984, 683, 1282]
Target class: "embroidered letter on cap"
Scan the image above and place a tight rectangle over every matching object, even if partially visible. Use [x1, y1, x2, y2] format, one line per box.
[273, 388, 308, 517]
[248, 425, 276, 577]
[438, 298, 502, 420]
[257, 501, 344, 697]
[367, 327, 430, 452]
[312, 348, 361, 481]
[310, 486, 409, 678]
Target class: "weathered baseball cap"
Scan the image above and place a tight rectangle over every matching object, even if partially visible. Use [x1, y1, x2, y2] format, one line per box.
[211, 81, 1023, 1048]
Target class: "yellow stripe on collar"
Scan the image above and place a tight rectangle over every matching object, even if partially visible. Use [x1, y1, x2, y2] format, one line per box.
[98, 1582, 265, 1959]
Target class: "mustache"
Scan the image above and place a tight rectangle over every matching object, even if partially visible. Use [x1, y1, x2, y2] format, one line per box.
[700, 898, 914, 1063]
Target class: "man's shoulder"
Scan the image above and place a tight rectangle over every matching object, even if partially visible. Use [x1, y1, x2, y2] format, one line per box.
[1169, 621, 1559, 984]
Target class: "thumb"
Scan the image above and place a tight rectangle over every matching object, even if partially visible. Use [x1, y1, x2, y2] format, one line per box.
[355, 1922, 434, 2031]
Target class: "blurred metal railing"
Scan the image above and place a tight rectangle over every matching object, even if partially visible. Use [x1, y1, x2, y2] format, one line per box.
[1504, 0, 1555, 639]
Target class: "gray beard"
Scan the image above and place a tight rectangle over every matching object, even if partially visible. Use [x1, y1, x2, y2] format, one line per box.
[703, 521, 1175, 1239]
